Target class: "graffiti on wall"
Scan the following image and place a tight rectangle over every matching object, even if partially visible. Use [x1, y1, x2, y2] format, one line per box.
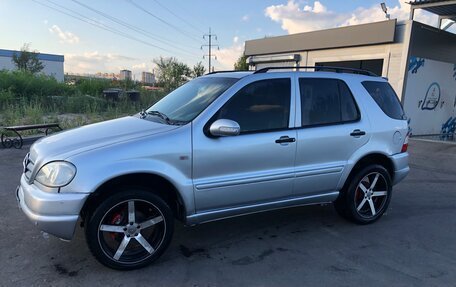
[453, 64, 456, 80]
[403, 57, 456, 135]
[420, 82, 440, 110]
[441, 117, 456, 135]
[409, 57, 425, 74]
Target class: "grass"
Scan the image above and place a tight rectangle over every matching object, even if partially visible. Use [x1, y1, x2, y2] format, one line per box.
[0, 70, 166, 133]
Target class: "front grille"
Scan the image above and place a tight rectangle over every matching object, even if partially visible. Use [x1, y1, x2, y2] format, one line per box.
[23, 153, 35, 181]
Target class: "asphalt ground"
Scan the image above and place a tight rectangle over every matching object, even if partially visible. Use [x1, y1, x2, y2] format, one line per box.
[1, 139, 455, 286]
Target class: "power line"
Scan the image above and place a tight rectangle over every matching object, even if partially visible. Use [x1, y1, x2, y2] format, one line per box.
[202, 28, 219, 72]
[150, 0, 204, 34]
[47, 0, 199, 57]
[69, 0, 200, 57]
[126, 0, 202, 44]
[34, 0, 195, 58]
[38, 0, 135, 40]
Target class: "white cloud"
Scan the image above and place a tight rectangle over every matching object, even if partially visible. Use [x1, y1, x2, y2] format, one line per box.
[66, 51, 136, 62]
[132, 62, 147, 70]
[49, 25, 80, 44]
[242, 14, 250, 22]
[265, 1, 345, 34]
[65, 51, 141, 74]
[216, 37, 244, 70]
[265, 0, 437, 34]
[131, 62, 155, 74]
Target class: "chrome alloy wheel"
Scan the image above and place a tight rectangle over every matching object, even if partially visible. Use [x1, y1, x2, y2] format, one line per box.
[97, 199, 166, 264]
[354, 172, 388, 218]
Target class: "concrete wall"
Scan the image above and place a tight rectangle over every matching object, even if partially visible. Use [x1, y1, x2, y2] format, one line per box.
[401, 22, 456, 135]
[402, 57, 456, 135]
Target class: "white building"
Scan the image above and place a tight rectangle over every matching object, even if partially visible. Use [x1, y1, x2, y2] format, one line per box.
[141, 71, 155, 85]
[245, 1, 456, 136]
[120, 69, 132, 81]
[0, 49, 64, 81]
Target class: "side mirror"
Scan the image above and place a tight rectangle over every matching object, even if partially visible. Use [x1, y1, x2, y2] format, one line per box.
[209, 119, 240, 137]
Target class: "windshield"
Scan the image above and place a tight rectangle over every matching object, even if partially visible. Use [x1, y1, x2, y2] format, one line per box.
[146, 77, 239, 123]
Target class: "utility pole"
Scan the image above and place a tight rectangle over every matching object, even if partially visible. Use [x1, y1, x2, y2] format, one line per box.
[202, 28, 219, 72]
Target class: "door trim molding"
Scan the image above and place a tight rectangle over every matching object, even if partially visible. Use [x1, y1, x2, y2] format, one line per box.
[295, 166, 344, 178]
[195, 170, 295, 190]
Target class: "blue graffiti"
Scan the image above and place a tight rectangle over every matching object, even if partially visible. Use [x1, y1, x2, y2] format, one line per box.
[409, 57, 425, 74]
[441, 117, 456, 135]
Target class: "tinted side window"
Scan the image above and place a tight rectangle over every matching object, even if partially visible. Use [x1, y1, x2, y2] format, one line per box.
[299, 78, 359, 127]
[217, 79, 291, 133]
[340, 82, 359, 122]
[362, 81, 405, 120]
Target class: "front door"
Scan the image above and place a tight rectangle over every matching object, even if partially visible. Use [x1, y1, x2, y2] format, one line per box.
[192, 77, 297, 212]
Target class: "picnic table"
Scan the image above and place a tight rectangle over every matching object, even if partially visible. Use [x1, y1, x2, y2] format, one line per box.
[1, 123, 62, 149]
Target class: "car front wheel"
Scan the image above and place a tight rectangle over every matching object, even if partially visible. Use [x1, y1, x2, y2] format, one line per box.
[85, 188, 174, 270]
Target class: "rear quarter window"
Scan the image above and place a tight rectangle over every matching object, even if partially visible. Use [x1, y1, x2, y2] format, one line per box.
[362, 81, 405, 120]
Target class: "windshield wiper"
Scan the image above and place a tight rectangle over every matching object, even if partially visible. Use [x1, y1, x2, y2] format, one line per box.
[144, 110, 187, 126]
[147, 110, 171, 123]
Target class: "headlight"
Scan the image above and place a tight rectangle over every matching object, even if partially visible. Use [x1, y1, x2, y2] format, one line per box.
[35, 161, 76, 187]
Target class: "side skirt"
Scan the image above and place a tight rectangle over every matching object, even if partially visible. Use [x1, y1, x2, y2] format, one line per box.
[185, 191, 339, 226]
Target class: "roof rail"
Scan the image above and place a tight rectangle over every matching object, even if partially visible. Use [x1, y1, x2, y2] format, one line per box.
[206, 70, 252, 75]
[254, 66, 379, 77]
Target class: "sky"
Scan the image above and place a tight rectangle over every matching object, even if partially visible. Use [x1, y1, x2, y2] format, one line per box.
[0, 0, 446, 78]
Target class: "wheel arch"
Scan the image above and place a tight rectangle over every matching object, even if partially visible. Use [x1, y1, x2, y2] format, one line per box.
[81, 173, 187, 223]
[340, 152, 395, 191]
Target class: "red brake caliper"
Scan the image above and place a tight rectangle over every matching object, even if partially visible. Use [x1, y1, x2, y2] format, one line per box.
[110, 213, 123, 240]
[356, 182, 364, 203]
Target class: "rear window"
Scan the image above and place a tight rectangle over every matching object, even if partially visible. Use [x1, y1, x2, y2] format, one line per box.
[362, 81, 405, 120]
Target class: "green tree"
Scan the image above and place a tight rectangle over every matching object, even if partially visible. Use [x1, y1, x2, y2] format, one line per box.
[192, 61, 206, 78]
[11, 44, 44, 74]
[234, 53, 249, 71]
[154, 57, 191, 91]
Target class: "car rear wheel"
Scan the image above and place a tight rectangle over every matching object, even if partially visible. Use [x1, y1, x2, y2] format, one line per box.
[335, 165, 392, 224]
[85, 188, 174, 270]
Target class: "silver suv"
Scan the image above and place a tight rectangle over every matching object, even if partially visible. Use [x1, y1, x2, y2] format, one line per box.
[16, 67, 410, 270]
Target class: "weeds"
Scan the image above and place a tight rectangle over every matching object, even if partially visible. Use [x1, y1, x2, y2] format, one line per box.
[0, 70, 166, 131]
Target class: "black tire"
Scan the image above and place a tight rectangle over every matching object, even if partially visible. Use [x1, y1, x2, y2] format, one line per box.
[334, 164, 392, 224]
[85, 188, 174, 270]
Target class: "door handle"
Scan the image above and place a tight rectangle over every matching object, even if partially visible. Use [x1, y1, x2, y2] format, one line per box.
[275, 136, 296, 144]
[350, 129, 366, 137]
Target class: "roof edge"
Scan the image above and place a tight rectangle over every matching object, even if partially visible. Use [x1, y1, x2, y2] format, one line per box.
[0, 49, 64, 62]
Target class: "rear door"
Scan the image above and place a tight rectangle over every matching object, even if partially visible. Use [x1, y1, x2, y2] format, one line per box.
[293, 77, 370, 196]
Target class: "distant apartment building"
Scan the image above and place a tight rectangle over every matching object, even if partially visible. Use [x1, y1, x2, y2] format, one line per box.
[141, 71, 155, 85]
[66, 72, 120, 80]
[95, 72, 119, 80]
[119, 69, 132, 81]
[0, 48, 64, 81]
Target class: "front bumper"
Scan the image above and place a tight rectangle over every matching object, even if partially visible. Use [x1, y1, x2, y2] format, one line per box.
[16, 174, 89, 240]
[390, 152, 410, 185]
